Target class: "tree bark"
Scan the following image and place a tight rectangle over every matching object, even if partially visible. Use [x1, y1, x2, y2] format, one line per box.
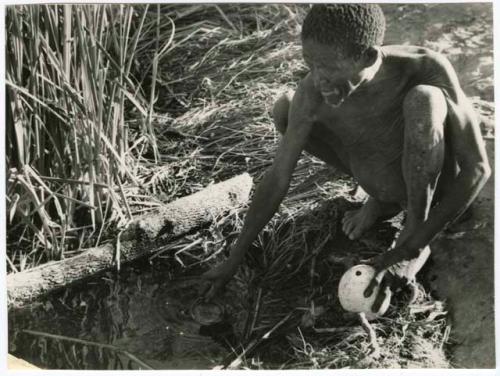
[7, 173, 253, 310]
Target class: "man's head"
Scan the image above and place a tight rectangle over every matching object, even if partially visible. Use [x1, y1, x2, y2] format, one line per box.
[301, 4, 386, 107]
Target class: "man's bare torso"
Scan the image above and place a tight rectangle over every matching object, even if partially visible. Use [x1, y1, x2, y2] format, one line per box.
[304, 45, 453, 204]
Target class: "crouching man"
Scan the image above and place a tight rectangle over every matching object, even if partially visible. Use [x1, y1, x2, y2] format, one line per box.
[202, 4, 490, 313]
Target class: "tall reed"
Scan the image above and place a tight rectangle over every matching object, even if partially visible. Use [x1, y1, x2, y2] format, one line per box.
[5, 5, 164, 270]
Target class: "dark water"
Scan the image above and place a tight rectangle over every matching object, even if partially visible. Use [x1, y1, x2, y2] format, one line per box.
[8, 260, 237, 370]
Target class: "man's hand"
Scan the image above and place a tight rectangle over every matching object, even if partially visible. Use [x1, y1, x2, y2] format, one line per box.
[200, 259, 239, 301]
[363, 245, 429, 314]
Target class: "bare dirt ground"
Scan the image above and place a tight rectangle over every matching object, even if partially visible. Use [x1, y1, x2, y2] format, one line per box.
[428, 139, 494, 368]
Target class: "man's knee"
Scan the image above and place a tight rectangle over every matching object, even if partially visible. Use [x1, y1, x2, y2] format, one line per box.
[403, 85, 447, 142]
[272, 91, 294, 135]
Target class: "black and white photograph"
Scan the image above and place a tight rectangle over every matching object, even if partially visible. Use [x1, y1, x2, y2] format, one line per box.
[4, 1, 495, 371]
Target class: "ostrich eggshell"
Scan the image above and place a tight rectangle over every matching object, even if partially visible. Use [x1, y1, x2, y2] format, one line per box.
[338, 264, 389, 316]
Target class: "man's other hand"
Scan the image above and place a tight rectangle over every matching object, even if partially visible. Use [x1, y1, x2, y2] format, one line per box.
[363, 246, 430, 314]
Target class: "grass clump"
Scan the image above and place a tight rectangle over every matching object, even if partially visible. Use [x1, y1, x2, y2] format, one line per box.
[5, 4, 168, 271]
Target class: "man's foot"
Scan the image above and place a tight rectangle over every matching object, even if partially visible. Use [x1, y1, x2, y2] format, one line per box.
[342, 197, 400, 240]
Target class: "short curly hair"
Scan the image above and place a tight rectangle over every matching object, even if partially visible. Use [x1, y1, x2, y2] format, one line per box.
[301, 4, 386, 60]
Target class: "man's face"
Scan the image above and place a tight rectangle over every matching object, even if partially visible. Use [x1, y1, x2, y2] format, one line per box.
[302, 39, 375, 107]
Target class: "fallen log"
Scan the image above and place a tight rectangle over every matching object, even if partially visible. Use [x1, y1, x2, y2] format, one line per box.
[7, 173, 253, 310]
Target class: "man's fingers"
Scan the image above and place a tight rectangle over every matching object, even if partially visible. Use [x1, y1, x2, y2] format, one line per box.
[364, 269, 385, 297]
[197, 279, 212, 297]
[200, 279, 227, 302]
[203, 285, 216, 302]
[372, 277, 392, 314]
[199, 282, 217, 302]
[364, 279, 377, 298]
[197, 273, 219, 296]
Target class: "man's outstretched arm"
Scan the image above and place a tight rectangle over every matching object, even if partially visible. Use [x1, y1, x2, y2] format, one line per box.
[202, 80, 319, 297]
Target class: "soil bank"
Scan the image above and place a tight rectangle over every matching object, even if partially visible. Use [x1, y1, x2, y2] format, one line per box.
[427, 138, 495, 368]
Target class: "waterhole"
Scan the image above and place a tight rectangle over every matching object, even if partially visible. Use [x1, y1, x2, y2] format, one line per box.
[8, 260, 236, 370]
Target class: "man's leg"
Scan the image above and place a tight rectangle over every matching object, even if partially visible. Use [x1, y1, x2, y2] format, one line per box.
[272, 91, 401, 240]
[390, 84, 448, 284]
[342, 198, 402, 240]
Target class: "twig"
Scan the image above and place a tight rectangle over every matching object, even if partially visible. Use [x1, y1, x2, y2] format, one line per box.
[359, 312, 381, 359]
[440, 324, 452, 350]
[22, 329, 154, 370]
[150, 238, 203, 261]
[213, 5, 239, 34]
[225, 310, 295, 369]
[6, 254, 19, 273]
[313, 325, 362, 334]
[244, 287, 263, 341]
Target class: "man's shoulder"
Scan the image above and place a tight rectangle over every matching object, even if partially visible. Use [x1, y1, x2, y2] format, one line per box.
[381, 45, 455, 76]
[381, 45, 445, 60]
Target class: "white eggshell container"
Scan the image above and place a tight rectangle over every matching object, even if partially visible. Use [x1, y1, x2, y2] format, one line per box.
[338, 264, 389, 316]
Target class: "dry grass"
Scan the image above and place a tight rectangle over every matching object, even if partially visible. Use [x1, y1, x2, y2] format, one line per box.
[6, 4, 164, 270]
